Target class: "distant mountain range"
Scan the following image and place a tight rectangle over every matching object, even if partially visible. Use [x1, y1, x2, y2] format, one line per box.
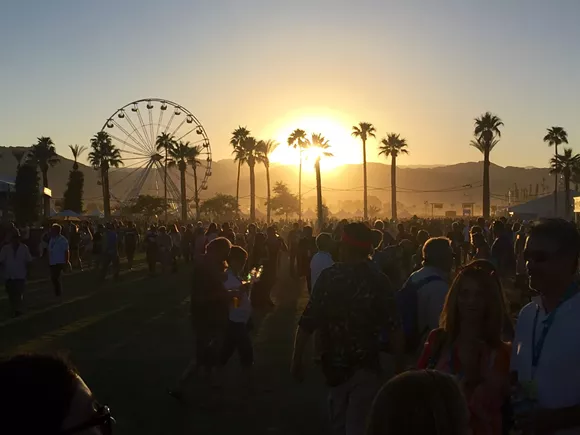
[0, 146, 554, 215]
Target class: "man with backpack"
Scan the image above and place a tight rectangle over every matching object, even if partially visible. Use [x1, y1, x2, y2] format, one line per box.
[397, 237, 452, 355]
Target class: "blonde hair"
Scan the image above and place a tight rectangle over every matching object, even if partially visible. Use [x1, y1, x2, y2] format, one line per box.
[439, 260, 507, 347]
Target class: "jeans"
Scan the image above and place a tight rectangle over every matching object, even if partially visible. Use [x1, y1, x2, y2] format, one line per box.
[328, 369, 380, 435]
[50, 264, 64, 296]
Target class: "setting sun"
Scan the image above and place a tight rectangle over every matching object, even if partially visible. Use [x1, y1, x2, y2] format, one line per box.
[264, 108, 362, 172]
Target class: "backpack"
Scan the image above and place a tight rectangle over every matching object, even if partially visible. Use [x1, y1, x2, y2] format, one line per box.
[396, 274, 444, 353]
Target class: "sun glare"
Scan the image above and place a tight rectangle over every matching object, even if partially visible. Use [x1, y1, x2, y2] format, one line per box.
[265, 109, 361, 172]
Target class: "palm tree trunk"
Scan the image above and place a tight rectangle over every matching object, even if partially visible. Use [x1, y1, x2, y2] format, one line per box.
[298, 149, 303, 222]
[483, 148, 491, 218]
[565, 172, 571, 219]
[193, 166, 199, 221]
[164, 148, 168, 223]
[554, 144, 559, 216]
[266, 163, 271, 224]
[235, 160, 241, 217]
[391, 155, 397, 221]
[180, 167, 187, 222]
[102, 168, 110, 219]
[363, 138, 368, 221]
[315, 158, 323, 232]
[42, 170, 50, 218]
[249, 160, 256, 221]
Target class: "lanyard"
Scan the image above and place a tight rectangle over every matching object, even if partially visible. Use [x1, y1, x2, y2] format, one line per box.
[531, 283, 577, 378]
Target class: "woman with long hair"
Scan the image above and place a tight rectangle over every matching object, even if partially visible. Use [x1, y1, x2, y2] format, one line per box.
[417, 260, 512, 435]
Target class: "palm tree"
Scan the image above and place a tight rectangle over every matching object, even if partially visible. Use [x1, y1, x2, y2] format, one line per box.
[307, 133, 333, 230]
[69, 144, 87, 171]
[240, 136, 261, 221]
[188, 146, 203, 221]
[155, 132, 175, 222]
[352, 122, 376, 221]
[257, 139, 279, 223]
[167, 141, 198, 222]
[378, 133, 409, 221]
[89, 132, 123, 219]
[473, 112, 504, 218]
[287, 128, 308, 221]
[544, 126, 569, 215]
[230, 126, 251, 215]
[28, 136, 60, 217]
[550, 148, 580, 218]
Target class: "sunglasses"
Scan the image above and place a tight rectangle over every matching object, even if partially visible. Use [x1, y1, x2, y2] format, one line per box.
[61, 404, 115, 435]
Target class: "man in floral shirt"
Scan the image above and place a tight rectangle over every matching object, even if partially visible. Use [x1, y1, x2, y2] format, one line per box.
[291, 222, 404, 435]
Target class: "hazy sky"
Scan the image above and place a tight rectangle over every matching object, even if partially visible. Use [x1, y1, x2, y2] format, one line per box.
[1, 0, 579, 168]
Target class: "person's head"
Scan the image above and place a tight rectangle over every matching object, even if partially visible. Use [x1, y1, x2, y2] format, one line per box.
[171, 224, 178, 233]
[315, 233, 333, 253]
[410, 226, 418, 236]
[374, 220, 384, 231]
[416, 230, 430, 246]
[292, 222, 299, 230]
[471, 232, 487, 249]
[370, 229, 383, 251]
[248, 223, 257, 234]
[477, 217, 486, 228]
[303, 225, 313, 238]
[366, 370, 469, 435]
[340, 223, 372, 262]
[512, 222, 521, 233]
[440, 260, 506, 346]
[422, 237, 453, 273]
[228, 245, 248, 274]
[525, 219, 580, 295]
[452, 221, 459, 231]
[206, 237, 232, 264]
[51, 223, 62, 236]
[207, 222, 218, 234]
[470, 225, 482, 235]
[266, 226, 276, 238]
[397, 223, 404, 233]
[222, 222, 230, 231]
[159, 226, 167, 234]
[0, 354, 114, 435]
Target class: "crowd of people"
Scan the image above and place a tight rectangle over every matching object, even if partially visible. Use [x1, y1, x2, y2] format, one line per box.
[1, 215, 580, 434]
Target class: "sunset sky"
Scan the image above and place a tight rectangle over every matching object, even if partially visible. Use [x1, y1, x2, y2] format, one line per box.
[1, 0, 579, 170]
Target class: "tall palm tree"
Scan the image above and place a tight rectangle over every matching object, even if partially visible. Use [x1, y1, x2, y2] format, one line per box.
[155, 132, 175, 222]
[473, 112, 504, 218]
[167, 141, 197, 222]
[69, 144, 87, 171]
[544, 126, 569, 216]
[28, 136, 60, 217]
[188, 145, 203, 221]
[352, 122, 376, 221]
[550, 148, 580, 219]
[89, 132, 123, 219]
[257, 139, 279, 223]
[287, 128, 308, 221]
[240, 136, 261, 221]
[230, 126, 251, 215]
[378, 133, 409, 221]
[308, 133, 333, 230]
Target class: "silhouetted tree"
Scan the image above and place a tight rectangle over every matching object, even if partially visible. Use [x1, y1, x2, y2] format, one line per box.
[201, 194, 239, 221]
[352, 122, 376, 220]
[307, 133, 333, 230]
[155, 132, 175, 222]
[13, 162, 39, 224]
[168, 141, 200, 221]
[378, 133, 409, 220]
[88, 132, 123, 219]
[287, 128, 309, 221]
[28, 136, 59, 217]
[129, 195, 167, 218]
[230, 126, 251, 215]
[544, 126, 569, 216]
[267, 181, 299, 220]
[257, 139, 279, 223]
[63, 145, 87, 213]
[550, 148, 580, 218]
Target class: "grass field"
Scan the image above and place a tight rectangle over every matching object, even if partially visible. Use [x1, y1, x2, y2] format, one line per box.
[0, 255, 329, 435]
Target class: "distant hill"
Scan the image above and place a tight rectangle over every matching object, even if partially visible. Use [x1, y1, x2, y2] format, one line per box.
[0, 146, 553, 215]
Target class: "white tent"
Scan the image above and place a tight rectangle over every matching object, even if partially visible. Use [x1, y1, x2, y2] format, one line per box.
[510, 191, 578, 219]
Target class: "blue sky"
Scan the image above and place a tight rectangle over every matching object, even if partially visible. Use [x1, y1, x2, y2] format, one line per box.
[1, 0, 579, 167]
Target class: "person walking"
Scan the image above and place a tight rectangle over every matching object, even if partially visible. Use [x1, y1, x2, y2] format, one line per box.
[100, 223, 120, 282]
[0, 230, 32, 317]
[124, 222, 139, 270]
[291, 223, 405, 435]
[48, 224, 70, 297]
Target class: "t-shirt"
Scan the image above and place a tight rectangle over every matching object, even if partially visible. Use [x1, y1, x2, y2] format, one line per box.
[125, 228, 139, 247]
[190, 257, 229, 332]
[511, 293, 580, 434]
[48, 235, 69, 265]
[224, 269, 252, 324]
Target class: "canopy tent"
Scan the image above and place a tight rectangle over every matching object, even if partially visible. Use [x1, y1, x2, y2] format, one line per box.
[85, 209, 104, 219]
[303, 208, 316, 219]
[509, 191, 579, 219]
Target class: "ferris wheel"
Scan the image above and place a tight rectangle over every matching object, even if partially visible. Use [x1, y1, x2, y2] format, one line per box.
[101, 98, 212, 211]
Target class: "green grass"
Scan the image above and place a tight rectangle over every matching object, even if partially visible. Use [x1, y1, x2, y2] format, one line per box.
[0, 256, 329, 435]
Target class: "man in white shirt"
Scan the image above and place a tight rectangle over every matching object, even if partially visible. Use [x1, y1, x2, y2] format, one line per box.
[48, 224, 70, 297]
[511, 219, 580, 435]
[411, 237, 452, 335]
[310, 233, 334, 292]
[0, 230, 32, 316]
